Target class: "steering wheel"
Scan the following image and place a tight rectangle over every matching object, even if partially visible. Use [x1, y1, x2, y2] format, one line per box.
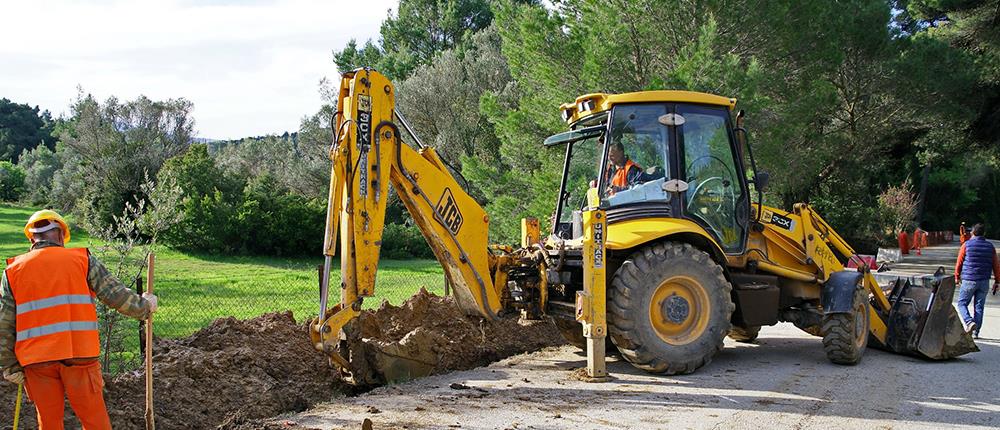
[689, 177, 728, 212]
[685, 155, 734, 182]
[686, 155, 736, 214]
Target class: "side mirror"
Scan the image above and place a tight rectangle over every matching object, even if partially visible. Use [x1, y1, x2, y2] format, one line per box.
[754, 171, 770, 192]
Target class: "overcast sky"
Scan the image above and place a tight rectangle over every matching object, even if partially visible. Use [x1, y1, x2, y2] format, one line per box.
[0, 0, 395, 139]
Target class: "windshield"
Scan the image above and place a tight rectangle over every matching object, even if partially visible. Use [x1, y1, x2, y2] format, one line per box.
[600, 104, 670, 206]
[557, 136, 601, 224]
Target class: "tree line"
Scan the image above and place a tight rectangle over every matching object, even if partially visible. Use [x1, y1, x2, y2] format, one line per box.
[340, 0, 1000, 251]
[1, 0, 998, 257]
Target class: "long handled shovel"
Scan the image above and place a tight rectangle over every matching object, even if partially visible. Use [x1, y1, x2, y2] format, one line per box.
[13, 382, 22, 430]
[145, 252, 156, 430]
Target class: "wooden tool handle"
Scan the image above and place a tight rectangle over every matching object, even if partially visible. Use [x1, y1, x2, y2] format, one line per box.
[145, 252, 156, 430]
[13, 382, 22, 430]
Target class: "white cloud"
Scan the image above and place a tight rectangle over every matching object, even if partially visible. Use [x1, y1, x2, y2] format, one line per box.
[0, 0, 395, 139]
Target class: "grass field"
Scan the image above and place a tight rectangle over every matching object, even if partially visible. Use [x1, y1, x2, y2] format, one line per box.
[0, 204, 444, 338]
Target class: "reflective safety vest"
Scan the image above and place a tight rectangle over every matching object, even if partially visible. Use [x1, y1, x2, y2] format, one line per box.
[610, 160, 642, 190]
[5, 247, 99, 366]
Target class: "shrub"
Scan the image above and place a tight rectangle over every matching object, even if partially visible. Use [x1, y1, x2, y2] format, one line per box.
[381, 222, 434, 259]
[158, 145, 243, 252]
[234, 173, 325, 256]
[0, 161, 26, 201]
[878, 182, 918, 234]
[18, 145, 60, 205]
[48, 145, 86, 212]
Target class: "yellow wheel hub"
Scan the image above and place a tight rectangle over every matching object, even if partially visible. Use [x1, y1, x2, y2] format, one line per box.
[853, 300, 867, 349]
[649, 275, 711, 345]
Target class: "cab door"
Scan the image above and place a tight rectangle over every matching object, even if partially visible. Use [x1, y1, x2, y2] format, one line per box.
[675, 104, 749, 254]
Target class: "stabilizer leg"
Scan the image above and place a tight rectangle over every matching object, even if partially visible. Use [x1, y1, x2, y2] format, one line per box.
[577, 209, 611, 382]
[586, 336, 608, 378]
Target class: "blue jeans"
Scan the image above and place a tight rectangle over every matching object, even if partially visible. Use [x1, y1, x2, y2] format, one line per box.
[957, 279, 989, 335]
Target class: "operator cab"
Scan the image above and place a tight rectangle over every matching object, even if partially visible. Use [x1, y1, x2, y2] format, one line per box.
[546, 91, 755, 254]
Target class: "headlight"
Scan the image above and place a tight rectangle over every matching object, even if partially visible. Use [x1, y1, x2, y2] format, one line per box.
[561, 108, 573, 121]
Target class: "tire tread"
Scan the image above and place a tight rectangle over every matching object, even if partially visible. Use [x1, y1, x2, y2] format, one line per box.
[608, 242, 733, 375]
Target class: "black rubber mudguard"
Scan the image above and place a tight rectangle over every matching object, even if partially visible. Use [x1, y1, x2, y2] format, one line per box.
[821, 271, 863, 314]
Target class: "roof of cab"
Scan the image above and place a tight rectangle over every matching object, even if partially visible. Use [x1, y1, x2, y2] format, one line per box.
[559, 90, 737, 125]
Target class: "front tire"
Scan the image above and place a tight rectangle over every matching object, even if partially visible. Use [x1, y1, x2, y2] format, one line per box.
[821, 286, 870, 365]
[608, 242, 734, 375]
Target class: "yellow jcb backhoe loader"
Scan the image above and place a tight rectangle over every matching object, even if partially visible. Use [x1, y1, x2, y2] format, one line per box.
[310, 68, 977, 382]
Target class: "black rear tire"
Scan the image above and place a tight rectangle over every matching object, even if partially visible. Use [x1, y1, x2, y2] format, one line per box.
[608, 242, 734, 375]
[821, 286, 870, 365]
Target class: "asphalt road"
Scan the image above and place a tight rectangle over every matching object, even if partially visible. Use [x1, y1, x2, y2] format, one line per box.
[274, 242, 1000, 430]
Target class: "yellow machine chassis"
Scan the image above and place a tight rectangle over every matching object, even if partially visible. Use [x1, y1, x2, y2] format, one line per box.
[744, 204, 890, 343]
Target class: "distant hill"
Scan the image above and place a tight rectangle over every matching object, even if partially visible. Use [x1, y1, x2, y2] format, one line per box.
[201, 132, 299, 154]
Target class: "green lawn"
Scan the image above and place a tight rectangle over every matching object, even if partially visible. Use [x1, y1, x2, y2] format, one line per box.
[1, 204, 444, 338]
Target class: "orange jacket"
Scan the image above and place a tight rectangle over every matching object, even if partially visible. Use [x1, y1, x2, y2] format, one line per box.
[5, 247, 100, 367]
[610, 160, 642, 191]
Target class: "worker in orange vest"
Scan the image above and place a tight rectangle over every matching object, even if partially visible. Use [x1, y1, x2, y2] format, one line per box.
[913, 227, 928, 255]
[0, 210, 158, 429]
[606, 141, 646, 194]
[960, 222, 970, 244]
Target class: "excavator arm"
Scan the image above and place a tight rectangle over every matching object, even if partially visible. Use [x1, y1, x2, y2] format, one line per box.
[309, 69, 515, 375]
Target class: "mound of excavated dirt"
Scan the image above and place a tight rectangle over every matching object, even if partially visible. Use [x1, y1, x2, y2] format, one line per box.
[107, 312, 344, 430]
[0, 290, 566, 430]
[1, 312, 342, 430]
[346, 288, 566, 385]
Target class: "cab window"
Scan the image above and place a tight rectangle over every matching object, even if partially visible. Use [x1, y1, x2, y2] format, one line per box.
[678, 104, 745, 252]
[602, 104, 670, 207]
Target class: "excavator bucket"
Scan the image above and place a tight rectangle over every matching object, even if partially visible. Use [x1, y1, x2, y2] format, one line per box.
[876, 273, 978, 359]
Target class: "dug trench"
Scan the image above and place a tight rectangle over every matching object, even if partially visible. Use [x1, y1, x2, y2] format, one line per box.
[0, 289, 565, 430]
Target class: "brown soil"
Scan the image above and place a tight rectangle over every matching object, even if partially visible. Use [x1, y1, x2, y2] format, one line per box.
[346, 288, 566, 385]
[0, 290, 565, 430]
[2, 311, 342, 430]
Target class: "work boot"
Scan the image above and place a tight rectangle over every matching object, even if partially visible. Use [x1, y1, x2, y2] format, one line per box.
[964, 321, 977, 334]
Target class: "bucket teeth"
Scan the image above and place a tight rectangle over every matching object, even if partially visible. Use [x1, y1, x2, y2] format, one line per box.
[310, 304, 363, 380]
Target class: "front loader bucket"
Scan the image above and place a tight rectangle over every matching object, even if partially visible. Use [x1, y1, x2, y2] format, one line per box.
[877, 274, 978, 359]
